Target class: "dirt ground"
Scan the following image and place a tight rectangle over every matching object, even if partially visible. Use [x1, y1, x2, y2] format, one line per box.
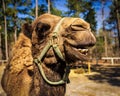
[0, 64, 120, 96]
[66, 64, 120, 96]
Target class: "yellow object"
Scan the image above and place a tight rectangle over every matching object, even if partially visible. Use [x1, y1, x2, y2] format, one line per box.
[88, 62, 91, 74]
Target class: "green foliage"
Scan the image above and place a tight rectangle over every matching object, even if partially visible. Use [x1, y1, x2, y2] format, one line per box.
[65, 0, 97, 32]
[83, 2, 97, 32]
[66, 0, 83, 17]
[0, 0, 33, 59]
[94, 31, 104, 58]
[0, 0, 33, 35]
[50, 4, 62, 16]
[45, 0, 62, 16]
[106, 1, 117, 30]
[30, 4, 48, 18]
[50, 5, 62, 16]
[93, 36, 104, 58]
[106, 0, 120, 54]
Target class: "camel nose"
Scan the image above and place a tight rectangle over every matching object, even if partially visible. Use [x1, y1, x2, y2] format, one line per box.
[88, 31, 96, 46]
[71, 18, 96, 47]
[90, 31, 96, 46]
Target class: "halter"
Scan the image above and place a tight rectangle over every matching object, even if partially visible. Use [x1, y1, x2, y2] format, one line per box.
[34, 18, 70, 85]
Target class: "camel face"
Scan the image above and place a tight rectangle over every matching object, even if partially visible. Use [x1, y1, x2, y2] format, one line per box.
[32, 14, 96, 64]
[61, 18, 96, 62]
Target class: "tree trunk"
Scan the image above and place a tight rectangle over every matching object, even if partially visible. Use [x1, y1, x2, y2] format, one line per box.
[104, 30, 108, 57]
[102, 0, 108, 57]
[2, 0, 8, 61]
[36, 0, 38, 18]
[48, 0, 51, 14]
[0, 28, 2, 59]
[14, 3, 17, 42]
[14, 25, 17, 42]
[114, 0, 120, 53]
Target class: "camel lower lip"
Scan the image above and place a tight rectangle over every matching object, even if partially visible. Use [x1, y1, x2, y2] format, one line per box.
[66, 45, 89, 61]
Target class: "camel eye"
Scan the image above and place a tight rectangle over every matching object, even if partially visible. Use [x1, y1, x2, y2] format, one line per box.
[36, 22, 50, 32]
[35, 22, 51, 39]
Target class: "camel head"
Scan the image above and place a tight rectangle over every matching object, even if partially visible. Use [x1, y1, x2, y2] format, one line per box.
[27, 13, 96, 64]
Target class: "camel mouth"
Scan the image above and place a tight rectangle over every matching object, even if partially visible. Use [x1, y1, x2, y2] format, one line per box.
[73, 47, 89, 58]
[78, 48, 88, 55]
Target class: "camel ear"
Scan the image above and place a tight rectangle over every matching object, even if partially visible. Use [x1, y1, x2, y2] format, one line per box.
[22, 23, 33, 39]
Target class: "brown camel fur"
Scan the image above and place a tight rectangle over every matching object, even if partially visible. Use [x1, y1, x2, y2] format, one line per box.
[1, 13, 96, 96]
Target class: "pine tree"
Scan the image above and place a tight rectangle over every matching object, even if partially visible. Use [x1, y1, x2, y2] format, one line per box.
[0, 0, 33, 59]
[106, 0, 120, 55]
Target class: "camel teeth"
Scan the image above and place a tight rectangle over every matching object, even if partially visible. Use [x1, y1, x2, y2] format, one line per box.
[78, 49, 88, 53]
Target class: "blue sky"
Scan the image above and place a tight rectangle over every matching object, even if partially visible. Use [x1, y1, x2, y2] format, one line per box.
[92, 1, 112, 30]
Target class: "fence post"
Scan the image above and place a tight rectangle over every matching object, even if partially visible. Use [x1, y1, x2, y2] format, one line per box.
[88, 61, 91, 74]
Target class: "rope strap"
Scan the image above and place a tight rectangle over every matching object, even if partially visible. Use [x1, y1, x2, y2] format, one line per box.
[34, 41, 70, 85]
[34, 18, 70, 85]
[34, 59, 70, 85]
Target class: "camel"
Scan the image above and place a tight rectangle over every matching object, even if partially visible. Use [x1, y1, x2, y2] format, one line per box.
[1, 13, 96, 96]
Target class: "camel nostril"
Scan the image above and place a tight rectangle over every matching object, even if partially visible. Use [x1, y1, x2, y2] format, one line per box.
[70, 24, 86, 31]
[88, 31, 96, 46]
[87, 37, 96, 47]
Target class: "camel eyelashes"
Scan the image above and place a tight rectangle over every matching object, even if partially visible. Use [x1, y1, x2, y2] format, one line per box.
[36, 22, 51, 32]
